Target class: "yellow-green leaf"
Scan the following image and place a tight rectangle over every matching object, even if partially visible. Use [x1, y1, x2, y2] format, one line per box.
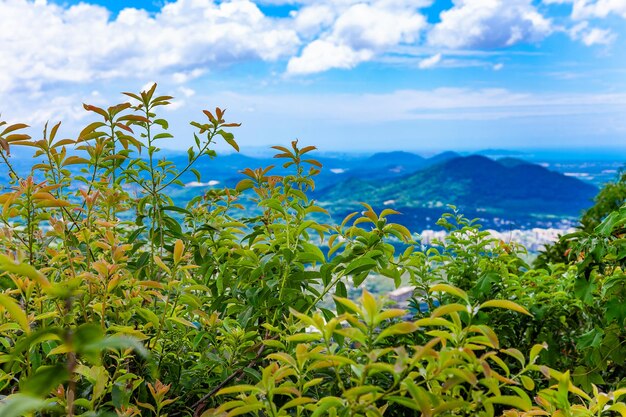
[484, 395, 531, 411]
[0, 294, 29, 334]
[375, 322, 418, 343]
[0, 254, 50, 288]
[479, 300, 532, 316]
[429, 284, 468, 303]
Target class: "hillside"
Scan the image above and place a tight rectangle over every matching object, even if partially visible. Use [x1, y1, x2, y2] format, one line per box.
[317, 155, 598, 216]
[159, 150, 461, 191]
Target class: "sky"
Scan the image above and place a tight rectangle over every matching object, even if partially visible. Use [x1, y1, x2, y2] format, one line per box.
[1, 0, 626, 153]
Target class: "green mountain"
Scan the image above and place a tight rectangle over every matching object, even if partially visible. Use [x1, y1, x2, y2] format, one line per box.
[317, 155, 597, 216]
[362, 151, 426, 167]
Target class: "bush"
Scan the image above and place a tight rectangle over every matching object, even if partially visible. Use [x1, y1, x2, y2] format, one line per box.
[0, 85, 624, 416]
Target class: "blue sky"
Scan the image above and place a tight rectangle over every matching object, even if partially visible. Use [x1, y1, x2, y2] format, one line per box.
[1, 0, 625, 153]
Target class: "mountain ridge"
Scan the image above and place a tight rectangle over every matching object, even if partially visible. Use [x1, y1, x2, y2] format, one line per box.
[317, 155, 597, 217]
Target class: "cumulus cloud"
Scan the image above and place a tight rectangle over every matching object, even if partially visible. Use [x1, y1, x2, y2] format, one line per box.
[428, 0, 552, 49]
[0, 0, 619, 89]
[287, 40, 373, 74]
[286, 1, 428, 74]
[290, 4, 336, 38]
[0, 0, 299, 94]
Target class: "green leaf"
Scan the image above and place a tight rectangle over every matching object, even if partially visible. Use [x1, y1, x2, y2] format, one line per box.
[576, 327, 604, 350]
[161, 205, 192, 215]
[605, 298, 626, 324]
[608, 403, 626, 416]
[0, 294, 29, 334]
[361, 289, 377, 313]
[215, 385, 262, 395]
[429, 284, 469, 303]
[311, 397, 343, 417]
[167, 316, 199, 329]
[520, 375, 535, 391]
[137, 308, 160, 328]
[153, 132, 173, 140]
[344, 257, 377, 276]
[191, 168, 201, 182]
[574, 278, 597, 304]
[595, 208, 626, 236]
[217, 130, 239, 152]
[286, 333, 322, 342]
[0, 254, 49, 288]
[431, 303, 468, 318]
[88, 335, 148, 356]
[333, 296, 361, 315]
[374, 322, 418, 343]
[298, 242, 326, 264]
[0, 394, 51, 417]
[20, 364, 68, 396]
[479, 300, 532, 316]
[484, 395, 531, 411]
[529, 343, 547, 364]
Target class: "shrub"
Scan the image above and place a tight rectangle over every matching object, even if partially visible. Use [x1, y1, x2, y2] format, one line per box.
[0, 85, 624, 416]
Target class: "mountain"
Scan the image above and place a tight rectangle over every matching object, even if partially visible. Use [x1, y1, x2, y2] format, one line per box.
[428, 151, 460, 165]
[317, 155, 598, 217]
[476, 149, 528, 158]
[496, 157, 534, 167]
[363, 151, 425, 167]
[312, 151, 459, 183]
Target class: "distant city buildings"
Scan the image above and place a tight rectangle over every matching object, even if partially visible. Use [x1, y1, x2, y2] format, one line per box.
[418, 227, 575, 253]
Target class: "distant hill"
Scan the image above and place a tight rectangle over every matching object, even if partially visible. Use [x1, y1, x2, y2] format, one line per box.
[496, 157, 532, 167]
[428, 151, 461, 165]
[363, 151, 426, 167]
[316, 151, 459, 182]
[476, 149, 528, 158]
[317, 155, 597, 216]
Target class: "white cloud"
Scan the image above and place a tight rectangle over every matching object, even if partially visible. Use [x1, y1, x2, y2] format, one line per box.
[0, 0, 620, 88]
[418, 54, 442, 69]
[286, 1, 428, 74]
[568, 21, 616, 45]
[179, 86, 196, 98]
[287, 40, 373, 74]
[428, 0, 552, 49]
[581, 27, 616, 45]
[544, 0, 626, 19]
[493, 63, 505, 70]
[290, 4, 336, 38]
[172, 69, 206, 84]
[330, 3, 426, 50]
[0, 0, 300, 94]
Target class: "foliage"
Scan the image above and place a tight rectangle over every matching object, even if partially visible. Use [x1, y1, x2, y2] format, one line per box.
[406, 205, 626, 392]
[0, 86, 624, 416]
[535, 168, 626, 267]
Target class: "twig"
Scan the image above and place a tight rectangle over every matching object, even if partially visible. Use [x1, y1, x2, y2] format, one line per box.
[192, 336, 277, 417]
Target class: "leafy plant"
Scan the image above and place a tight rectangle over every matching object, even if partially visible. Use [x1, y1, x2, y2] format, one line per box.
[0, 85, 624, 416]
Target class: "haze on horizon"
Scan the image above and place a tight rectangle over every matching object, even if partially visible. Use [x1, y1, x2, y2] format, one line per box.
[1, 0, 625, 153]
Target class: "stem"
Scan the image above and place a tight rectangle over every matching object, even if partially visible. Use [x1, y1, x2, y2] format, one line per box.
[157, 129, 217, 193]
[0, 149, 20, 182]
[304, 272, 346, 315]
[191, 336, 276, 417]
[46, 147, 78, 280]
[26, 187, 34, 264]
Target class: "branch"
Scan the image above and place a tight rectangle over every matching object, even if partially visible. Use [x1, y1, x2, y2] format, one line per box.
[192, 335, 277, 417]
